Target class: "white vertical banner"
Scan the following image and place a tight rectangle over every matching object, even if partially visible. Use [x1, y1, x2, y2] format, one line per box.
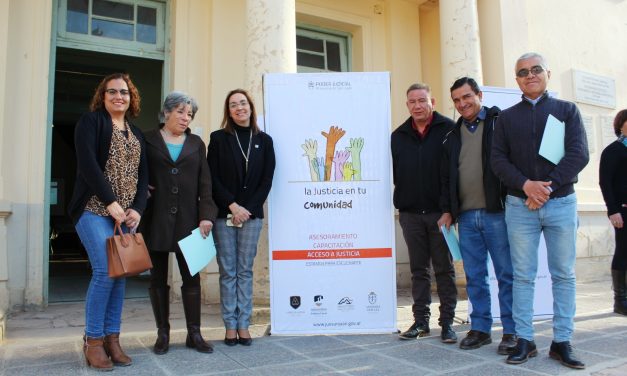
[264, 72, 396, 335]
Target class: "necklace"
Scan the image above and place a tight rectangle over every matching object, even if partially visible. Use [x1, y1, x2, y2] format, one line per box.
[161, 128, 183, 138]
[234, 128, 252, 173]
[161, 128, 186, 145]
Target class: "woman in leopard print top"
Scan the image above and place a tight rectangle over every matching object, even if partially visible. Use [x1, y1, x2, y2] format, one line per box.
[67, 73, 148, 371]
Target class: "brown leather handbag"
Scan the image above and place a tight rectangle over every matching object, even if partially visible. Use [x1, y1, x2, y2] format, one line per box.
[107, 222, 152, 278]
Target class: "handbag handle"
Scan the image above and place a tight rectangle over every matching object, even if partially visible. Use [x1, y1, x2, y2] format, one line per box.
[113, 222, 131, 248]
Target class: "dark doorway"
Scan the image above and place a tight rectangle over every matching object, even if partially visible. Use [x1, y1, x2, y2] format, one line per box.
[49, 47, 163, 302]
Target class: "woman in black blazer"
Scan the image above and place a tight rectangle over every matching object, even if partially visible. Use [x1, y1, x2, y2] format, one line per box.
[142, 92, 218, 354]
[599, 109, 627, 315]
[207, 89, 275, 346]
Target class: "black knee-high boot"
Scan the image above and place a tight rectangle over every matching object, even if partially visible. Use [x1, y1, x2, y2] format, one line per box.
[612, 270, 627, 315]
[149, 286, 170, 354]
[182, 286, 214, 353]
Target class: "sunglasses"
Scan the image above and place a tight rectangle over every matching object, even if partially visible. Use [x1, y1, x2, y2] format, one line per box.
[516, 65, 546, 78]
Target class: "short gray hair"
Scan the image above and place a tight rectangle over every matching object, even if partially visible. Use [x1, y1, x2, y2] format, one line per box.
[159, 91, 199, 123]
[516, 52, 548, 69]
[406, 83, 431, 96]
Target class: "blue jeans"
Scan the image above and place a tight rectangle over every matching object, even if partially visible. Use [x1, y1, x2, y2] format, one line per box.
[214, 218, 262, 330]
[505, 194, 578, 342]
[458, 209, 514, 334]
[75, 211, 126, 338]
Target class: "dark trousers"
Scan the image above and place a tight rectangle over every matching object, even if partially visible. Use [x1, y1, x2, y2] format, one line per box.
[399, 211, 457, 326]
[149, 252, 200, 289]
[612, 207, 627, 270]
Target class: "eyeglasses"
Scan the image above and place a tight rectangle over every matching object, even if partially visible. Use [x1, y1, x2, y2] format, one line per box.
[105, 88, 130, 96]
[229, 100, 249, 109]
[516, 65, 545, 78]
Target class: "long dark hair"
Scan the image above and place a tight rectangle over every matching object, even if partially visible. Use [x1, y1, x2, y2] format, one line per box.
[89, 73, 141, 118]
[220, 89, 260, 135]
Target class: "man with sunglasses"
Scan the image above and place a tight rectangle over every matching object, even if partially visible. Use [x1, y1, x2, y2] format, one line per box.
[491, 52, 589, 369]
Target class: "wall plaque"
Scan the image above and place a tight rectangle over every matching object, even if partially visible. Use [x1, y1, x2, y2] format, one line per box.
[572, 70, 616, 109]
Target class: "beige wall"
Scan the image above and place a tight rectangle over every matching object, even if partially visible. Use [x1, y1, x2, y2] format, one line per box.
[418, 3, 444, 114]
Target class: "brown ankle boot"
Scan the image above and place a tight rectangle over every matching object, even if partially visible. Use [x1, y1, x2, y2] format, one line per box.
[103, 333, 132, 366]
[83, 335, 114, 371]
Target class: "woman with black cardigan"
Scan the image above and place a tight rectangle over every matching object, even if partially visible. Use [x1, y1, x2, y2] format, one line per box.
[68, 73, 148, 371]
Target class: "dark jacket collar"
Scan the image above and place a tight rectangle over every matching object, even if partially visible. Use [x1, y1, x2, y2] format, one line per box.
[521, 91, 549, 105]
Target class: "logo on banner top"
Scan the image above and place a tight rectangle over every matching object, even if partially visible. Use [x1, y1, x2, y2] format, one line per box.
[307, 80, 351, 90]
[314, 295, 324, 306]
[290, 296, 301, 309]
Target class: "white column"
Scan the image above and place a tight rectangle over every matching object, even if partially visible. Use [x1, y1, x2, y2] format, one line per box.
[245, 0, 296, 304]
[439, 0, 483, 112]
[0, 201, 11, 342]
[245, 0, 297, 102]
[0, 0, 9, 198]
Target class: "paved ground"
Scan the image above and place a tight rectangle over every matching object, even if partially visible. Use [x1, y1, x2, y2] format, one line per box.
[1, 279, 626, 375]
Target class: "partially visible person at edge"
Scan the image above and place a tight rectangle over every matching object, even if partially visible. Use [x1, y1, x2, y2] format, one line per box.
[599, 109, 627, 316]
[207, 89, 275, 347]
[391, 83, 458, 344]
[141, 92, 218, 355]
[67, 73, 148, 371]
[491, 52, 589, 369]
[440, 77, 516, 354]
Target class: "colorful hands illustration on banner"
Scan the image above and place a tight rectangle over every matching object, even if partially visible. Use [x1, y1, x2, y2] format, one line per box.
[301, 139, 319, 181]
[333, 150, 351, 181]
[321, 126, 346, 181]
[343, 162, 354, 181]
[301, 127, 364, 182]
[312, 156, 325, 182]
[345, 138, 364, 181]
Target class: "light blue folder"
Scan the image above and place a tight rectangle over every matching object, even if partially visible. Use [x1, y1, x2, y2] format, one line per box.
[539, 114, 565, 165]
[178, 228, 217, 276]
[440, 225, 462, 261]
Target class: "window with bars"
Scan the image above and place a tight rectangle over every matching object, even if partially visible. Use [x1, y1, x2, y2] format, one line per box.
[296, 28, 350, 73]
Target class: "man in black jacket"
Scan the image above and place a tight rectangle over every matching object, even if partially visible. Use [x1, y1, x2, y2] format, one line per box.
[491, 52, 589, 369]
[391, 83, 457, 344]
[441, 77, 515, 355]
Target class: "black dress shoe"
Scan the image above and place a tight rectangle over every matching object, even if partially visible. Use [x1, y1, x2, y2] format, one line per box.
[238, 337, 253, 346]
[459, 330, 491, 350]
[399, 322, 430, 340]
[506, 338, 537, 364]
[224, 337, 238, 346]
[497, 334, 518, 355]
[549, 341, 585, 369]
[440, 324, 457, 344]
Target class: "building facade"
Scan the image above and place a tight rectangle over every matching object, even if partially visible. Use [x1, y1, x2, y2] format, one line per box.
[1, 0, 625, 341]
